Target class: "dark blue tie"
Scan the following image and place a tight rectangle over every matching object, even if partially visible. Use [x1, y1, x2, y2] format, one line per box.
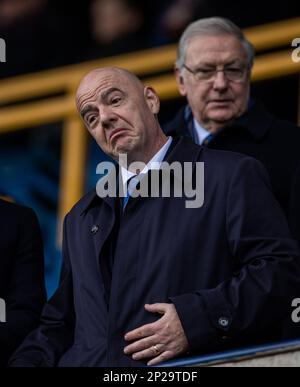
[123, 175, 140, 211]
[202, 133, 214, 146]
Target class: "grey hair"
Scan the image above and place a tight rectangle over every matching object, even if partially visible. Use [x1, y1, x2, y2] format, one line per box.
[176, 17, 255, 70]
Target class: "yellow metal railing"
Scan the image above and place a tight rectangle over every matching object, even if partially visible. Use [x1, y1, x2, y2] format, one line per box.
[1, 17, 300, 224]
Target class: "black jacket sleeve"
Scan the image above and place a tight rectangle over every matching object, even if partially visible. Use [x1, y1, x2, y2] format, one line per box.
[0, 206, 46, 366]
[8, 215, 75, 367]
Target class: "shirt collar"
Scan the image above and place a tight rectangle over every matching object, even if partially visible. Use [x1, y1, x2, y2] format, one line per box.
[120, 137, 173, 190]
[193, 118, 212, 145]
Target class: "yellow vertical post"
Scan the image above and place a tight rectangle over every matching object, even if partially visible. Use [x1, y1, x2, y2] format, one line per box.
[57, 115, 88, 243]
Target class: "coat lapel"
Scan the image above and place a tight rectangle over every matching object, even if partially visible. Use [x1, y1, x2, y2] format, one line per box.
[82, 188, 117, 279]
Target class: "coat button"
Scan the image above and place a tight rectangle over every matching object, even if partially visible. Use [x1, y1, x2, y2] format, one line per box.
[91, 225, 100, 235]
[218, 317, 229, 328]
[221, 336, 231, 341]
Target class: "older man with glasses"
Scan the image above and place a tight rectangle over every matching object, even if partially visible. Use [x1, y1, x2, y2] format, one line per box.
[165, 17, 300, 248]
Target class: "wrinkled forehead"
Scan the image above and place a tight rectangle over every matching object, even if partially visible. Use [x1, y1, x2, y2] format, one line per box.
[76, 71, 121, 104]
[76, 68, 142, 108]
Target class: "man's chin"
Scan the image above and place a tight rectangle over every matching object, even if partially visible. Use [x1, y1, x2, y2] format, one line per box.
[114, 144, 133, 157]
[208, 111, 236, 124]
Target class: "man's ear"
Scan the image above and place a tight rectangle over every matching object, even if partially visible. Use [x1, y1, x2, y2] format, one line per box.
[175, 67, 187, 96]
[144, 87, 160, 114]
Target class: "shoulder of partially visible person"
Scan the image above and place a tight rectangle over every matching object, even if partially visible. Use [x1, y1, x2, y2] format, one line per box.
[172, 135, 266, 166]
[0, 199, 42, 240]
[0, 198, 44, 270]
[0, 198, 36, 217]
[198, 139, 267, 175]
[173, 136, 271, 191]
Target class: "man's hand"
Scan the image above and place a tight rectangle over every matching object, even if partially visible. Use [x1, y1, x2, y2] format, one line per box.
[124, 303, 189, 366]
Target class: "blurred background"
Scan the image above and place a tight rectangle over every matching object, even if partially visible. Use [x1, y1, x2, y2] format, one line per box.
[0, 0, 300, 297]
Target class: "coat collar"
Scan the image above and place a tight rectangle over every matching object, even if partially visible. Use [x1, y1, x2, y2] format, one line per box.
[79, 180, 117, 216]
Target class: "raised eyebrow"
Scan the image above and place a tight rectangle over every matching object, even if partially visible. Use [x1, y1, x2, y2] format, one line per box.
[81, 105, 96, 118]
[100, 87, 124, 101]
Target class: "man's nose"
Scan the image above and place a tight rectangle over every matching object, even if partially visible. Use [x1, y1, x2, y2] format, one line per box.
[99, 106, 117, 128]
[212, 70, 229, 91]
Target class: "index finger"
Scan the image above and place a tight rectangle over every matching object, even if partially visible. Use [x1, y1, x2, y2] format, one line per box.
[124, 322, 156, 342]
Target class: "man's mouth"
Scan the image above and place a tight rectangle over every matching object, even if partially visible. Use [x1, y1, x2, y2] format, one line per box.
[209, 99, 232, 104]
[109, 128, 128, 142]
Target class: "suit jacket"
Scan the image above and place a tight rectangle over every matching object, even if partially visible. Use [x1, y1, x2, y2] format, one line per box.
[164, 102, 300, 247]
[9, 138, 300, 367]
[0, 199, 46, 367]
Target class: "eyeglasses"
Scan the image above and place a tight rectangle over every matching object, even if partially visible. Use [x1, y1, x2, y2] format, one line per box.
[182, 63, 249, 83]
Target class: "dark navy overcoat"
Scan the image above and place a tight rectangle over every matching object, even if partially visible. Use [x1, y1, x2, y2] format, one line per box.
[10, 138, 300, 367]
